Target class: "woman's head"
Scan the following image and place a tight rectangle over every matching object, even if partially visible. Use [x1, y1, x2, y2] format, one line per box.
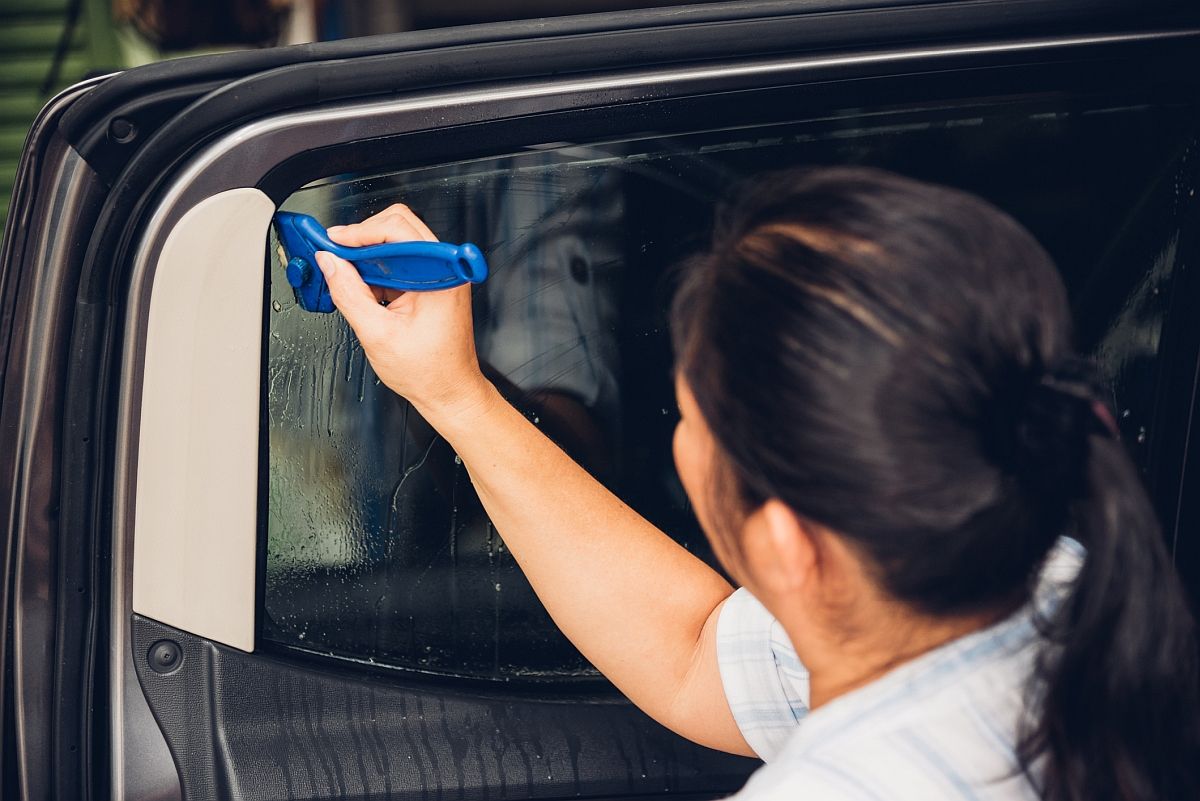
[672, 166, 1081, 615]
[671, 166, 1199, 801]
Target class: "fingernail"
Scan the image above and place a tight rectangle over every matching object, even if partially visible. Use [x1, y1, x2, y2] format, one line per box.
[315, 251, 337, 276]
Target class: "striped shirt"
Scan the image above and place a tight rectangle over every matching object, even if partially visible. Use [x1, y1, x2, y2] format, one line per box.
[717, 538, 1084, 800]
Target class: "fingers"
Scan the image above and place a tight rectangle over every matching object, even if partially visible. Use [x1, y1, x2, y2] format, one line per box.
[320, 202, 443, 327]
[386, 203, 439, 242]
[315, 251, 387, 333]
[369, 286, 403, 305]
[327, 203, 439, 247]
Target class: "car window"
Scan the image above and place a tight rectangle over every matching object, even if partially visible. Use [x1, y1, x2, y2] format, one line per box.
[264, 94, 1198, 681]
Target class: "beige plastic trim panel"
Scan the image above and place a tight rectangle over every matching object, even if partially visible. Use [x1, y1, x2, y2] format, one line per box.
[132, 187, 274, 653]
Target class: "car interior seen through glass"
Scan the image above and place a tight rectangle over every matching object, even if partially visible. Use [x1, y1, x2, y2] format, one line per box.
[264, 95, 1198, 682]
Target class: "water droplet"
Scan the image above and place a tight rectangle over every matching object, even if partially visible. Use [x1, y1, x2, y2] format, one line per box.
[494, 582, 502, 591]
[1121, 408, 1131, 419]
[1137, 426, 1147, 444]
[454, 454, 463, 465]
[661, 408, 669, 415]
[272, 300, 282, 312]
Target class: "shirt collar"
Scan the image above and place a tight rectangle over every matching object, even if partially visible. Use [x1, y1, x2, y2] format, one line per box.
[779, 537, 1083, 759]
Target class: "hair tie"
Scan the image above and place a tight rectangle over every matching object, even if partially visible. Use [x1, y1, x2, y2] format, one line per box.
[1008, 357, 1113, 499]
[1038, 357, 1118, 440]
[1089, 399, 1120, 439]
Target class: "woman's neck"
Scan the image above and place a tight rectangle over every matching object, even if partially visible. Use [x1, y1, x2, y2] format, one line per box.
[786, 601, 1006, 709]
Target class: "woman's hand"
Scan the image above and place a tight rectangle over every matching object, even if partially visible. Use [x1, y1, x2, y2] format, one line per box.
[315, 203, 492, 421]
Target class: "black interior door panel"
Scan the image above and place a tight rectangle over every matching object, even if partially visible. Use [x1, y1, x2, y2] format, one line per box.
[132, 617, 757, 800]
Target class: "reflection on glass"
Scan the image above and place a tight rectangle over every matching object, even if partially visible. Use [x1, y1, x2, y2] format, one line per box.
[265, 98, 1199, 681]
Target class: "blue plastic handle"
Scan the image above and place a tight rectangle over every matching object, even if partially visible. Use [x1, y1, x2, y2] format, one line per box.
[273, 211, 489, 313]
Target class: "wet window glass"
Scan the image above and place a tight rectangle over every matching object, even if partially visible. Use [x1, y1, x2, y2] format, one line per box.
[264, 96, 1199, 681]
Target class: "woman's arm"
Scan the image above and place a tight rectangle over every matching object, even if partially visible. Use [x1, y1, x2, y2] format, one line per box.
[316, 205, 753, 757]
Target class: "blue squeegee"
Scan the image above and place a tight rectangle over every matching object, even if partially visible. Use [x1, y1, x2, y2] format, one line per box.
[274, 211, 490, 313]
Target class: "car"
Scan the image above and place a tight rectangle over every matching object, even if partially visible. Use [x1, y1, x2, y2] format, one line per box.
[2, 1, 1199, 799]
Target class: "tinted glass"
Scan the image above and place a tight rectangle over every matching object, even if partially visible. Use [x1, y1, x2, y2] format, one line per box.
[264, 95, 1199, 681]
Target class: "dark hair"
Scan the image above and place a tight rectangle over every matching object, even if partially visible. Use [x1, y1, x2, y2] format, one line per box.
[671, 166, 1200, 801]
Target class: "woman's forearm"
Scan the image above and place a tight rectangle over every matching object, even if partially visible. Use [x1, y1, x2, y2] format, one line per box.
[417, 379, 740, 740]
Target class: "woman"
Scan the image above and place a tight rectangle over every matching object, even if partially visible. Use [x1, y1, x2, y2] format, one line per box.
[314, 167, 1200, 800]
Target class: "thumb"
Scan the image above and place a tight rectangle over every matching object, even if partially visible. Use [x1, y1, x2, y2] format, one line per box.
[315, 251, 384, 330]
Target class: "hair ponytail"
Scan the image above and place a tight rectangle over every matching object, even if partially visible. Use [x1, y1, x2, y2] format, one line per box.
[1024, 435, 1200, 801]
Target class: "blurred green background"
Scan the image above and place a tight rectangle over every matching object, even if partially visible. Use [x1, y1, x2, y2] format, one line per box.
[1, 0, 120, 237]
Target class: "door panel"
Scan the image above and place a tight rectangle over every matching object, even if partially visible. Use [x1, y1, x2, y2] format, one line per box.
[133, 616, 750, 800]
[132, 188, 272, 653]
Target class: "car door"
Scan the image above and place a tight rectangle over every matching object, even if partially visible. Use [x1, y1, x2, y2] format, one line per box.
[3, 1, 1199, 799]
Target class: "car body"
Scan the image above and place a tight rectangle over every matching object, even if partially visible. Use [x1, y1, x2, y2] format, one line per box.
[2, 1, 1199, 799]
